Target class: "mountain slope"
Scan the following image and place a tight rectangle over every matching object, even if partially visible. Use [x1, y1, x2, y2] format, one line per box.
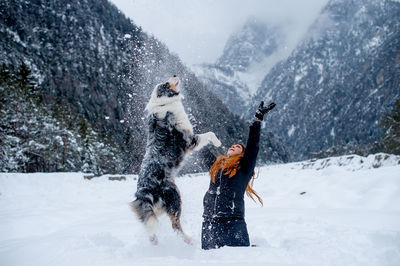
[0, 0, 290, 173]
[251, 0, 400, 159]
[0, 62, 122, 174]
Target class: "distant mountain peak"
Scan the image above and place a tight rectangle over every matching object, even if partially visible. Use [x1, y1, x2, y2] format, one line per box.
[216, 17, 280, 72]
[192, 17, 285, 116]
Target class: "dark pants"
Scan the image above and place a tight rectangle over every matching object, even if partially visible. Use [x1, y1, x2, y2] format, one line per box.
[201, 218, 250, 250]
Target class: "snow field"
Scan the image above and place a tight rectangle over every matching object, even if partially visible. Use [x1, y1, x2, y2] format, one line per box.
[0, 154, 399, 266]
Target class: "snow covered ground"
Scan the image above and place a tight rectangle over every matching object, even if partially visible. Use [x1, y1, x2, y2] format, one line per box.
[1, 153, 399, 266]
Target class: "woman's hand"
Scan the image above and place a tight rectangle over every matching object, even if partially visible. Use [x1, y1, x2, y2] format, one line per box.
[255, 101, 276, 121]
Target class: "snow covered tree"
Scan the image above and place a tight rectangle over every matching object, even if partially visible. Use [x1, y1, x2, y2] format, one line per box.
[381, 99, 400, 155]
[0, 62, 123, 174]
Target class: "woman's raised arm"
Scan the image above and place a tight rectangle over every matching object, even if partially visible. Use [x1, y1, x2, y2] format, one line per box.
[241, 102, 276, 174]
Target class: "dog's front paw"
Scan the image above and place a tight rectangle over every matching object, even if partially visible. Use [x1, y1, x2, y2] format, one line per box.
[208, 132, 221, 147]
[213, 137, 222, 147]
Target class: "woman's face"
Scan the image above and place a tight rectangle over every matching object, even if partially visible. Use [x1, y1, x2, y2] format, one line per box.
[226, 144, 244, 157]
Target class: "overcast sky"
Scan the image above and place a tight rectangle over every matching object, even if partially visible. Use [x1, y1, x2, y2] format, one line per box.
[110, 0, 329, 66]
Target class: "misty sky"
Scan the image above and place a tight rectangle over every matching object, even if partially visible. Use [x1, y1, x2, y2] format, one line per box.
[110, 0, 329, 66]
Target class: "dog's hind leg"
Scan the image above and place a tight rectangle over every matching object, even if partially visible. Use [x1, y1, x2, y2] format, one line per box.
[167, 211, 192, 244]
[130, 197, 159, 245]
[161, 181, 192, 244]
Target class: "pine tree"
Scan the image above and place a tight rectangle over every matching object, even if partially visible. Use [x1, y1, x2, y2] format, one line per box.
[381, 99, 400, 155]
[0, 62, 12, 85]
[0, 62, 123, 173]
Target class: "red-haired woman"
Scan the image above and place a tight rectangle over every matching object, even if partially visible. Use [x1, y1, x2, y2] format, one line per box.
[201, 101, 276, 250]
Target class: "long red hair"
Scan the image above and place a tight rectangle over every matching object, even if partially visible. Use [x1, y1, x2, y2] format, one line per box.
[209, 149, 263, 206]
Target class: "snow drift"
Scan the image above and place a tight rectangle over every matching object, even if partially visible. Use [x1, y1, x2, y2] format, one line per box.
[0, 153, 399, 266]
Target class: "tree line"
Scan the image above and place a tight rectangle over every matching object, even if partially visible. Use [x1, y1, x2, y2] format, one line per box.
[1, 60, 399, 174]
[0, 61, 123, 175]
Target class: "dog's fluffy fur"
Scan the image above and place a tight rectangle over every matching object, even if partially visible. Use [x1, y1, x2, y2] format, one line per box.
[131, 76, 221, 244]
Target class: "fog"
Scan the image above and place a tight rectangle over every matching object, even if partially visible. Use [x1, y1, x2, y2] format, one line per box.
[110, 0, 329, 66]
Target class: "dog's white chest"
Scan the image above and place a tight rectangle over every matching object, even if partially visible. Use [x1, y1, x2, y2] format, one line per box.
[147, 99, 193, 134]
[170, 102, 193, 133]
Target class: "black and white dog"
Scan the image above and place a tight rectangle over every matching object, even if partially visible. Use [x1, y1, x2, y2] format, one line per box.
[131, 76, 221, 244]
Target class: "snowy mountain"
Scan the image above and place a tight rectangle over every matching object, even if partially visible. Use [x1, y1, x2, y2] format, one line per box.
[251, 0, 400, 160]
[1, 153, 399, 265]
[0, 0, 290, 173]
[0, 62, 125, 175]
[192, 18, 284, 116]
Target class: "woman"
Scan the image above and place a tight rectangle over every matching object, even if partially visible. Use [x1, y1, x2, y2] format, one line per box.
[201, 101, 276, 249]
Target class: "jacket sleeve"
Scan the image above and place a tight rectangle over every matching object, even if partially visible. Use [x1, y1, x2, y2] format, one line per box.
[240, 120, 261, 174]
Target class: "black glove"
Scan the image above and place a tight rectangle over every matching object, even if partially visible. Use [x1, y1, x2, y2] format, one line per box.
[255, 101, 276, 121]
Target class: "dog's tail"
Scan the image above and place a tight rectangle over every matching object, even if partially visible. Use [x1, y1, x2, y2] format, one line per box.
[130, 198, 158, 236]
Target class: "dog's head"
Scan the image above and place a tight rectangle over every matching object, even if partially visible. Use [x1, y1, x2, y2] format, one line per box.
[155, 75, 180, 98]
[146, 76, 182, 113]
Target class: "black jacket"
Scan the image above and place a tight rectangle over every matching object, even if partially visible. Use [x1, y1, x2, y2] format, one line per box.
[202, 120, 261, 220]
